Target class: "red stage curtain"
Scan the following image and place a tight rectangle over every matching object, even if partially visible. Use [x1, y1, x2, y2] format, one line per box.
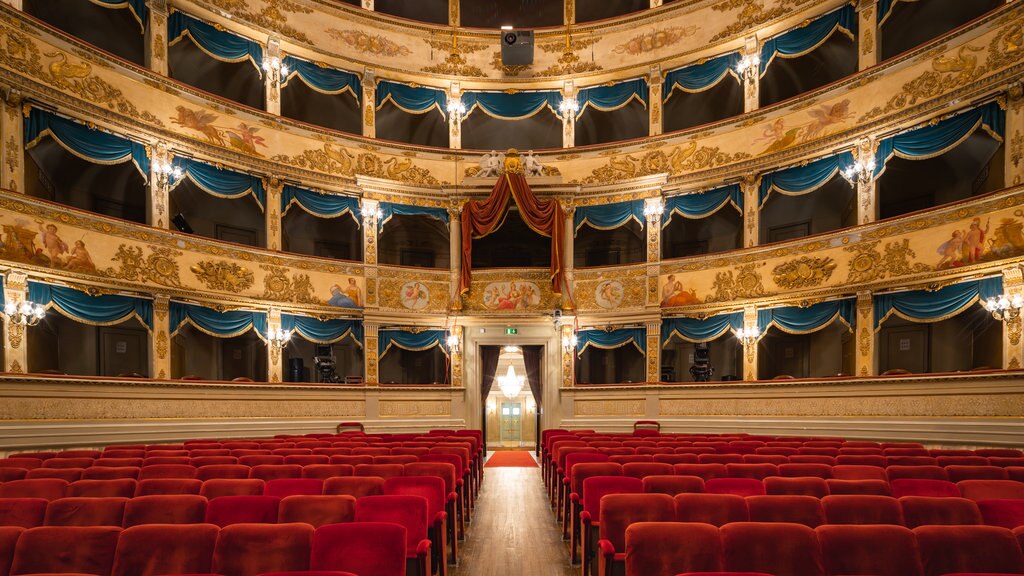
[460, 172, 564, 294]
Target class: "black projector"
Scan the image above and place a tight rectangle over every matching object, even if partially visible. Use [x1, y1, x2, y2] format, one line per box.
[501, 29, 534, 66]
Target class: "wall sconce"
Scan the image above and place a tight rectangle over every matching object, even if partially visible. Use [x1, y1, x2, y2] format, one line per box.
[486, 398, 497, 413]
[361, 205, 383, 226]
[842, 158, 876, 185]
[735, 326, 760, 346]
[643, 197, 665, 218]
[446, 98, 466, 120]
[558, 97, 580, 119]
[4, 299, 45, 326]
[267, 328, 292, 350]
[262, 56, 289, 82]
[735, 54, 760, 84]
[152, 157, 183, 188]
[983, 293, 1024, 322]
[562, 332, 578, 354]
[446, 332, 460, 354]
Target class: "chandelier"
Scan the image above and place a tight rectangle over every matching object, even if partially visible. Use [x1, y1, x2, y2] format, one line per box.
[498, 364, 525, 399]
[4, 299, 45, 326]
[266, 327, 292, 350]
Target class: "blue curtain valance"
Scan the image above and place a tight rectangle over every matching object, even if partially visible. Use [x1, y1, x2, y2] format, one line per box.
[574, 200, 644, 232]
[576, 328, 646, 356]
[874, 276, 1003, 329]
[760, 4, 857, 75]
[664, 185, 743, 225]
[874, 102, 1005, 178]
[379, 202, 450, 230]
[877, 0, 917, 27]
[25, 108, 149, 180]
[281, 313, 363, 346]
[28, 282, 153, 330]
[663, 53, 742, 100]
[378, 329, 448, 357]
[662, 312, 743, 345]
[281, 185, 360, 223]
[577, 79, 648, 118]
[168, 11, 263, 73]
[461, 90, 562, 120]
[170, 302, 267, 339]
[376, 81, 447, 117]
[90, 0, 148, 32]
[757, 298, 856, 336]
[758, 151, 854, 207]
[281, 56, 361, 100]
[170, 157, 266, 211]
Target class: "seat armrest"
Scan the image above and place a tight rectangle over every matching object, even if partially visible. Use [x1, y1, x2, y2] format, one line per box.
[417, 539, 433, 556]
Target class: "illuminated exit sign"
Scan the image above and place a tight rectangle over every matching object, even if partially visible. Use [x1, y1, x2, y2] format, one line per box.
[505, 328, 518, 335]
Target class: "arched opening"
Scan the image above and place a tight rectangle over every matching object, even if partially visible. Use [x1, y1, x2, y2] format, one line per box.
[374, 0, 448, 24]
[661, 334, 743, 383]
[28, 315, 149, 377]
[879, 0, 1002, 60]
[760, 176, 856, 244]
[576, 0, 648, 23]
[759, 33, 857, 107]
[663, 78, 743, 133]
[171, 324, 267, 381]
[281, 78, 361, 135]
[281, 211, 362, 262]
[168, 30, 264, 110]
[574, 220, 644, 267]
[757, 321, 854, 379]
[379, 215, 451, 269]
[460, 0, 563, 27]
[462, 110, 562, 152]
[168, 180, 266, 247]
[285, 339, 363, 383]
[471, 207, 552, 269]
[25, 0, 145, 65]
[375, 104, 449, 148]
[575, 344, 645, 384]
[575, 99, 649, 146]
[379, 347, 448, 385]
[662, 206, 743, 259]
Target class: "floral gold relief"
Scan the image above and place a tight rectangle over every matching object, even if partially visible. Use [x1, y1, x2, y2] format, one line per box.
[574, 399, 645, 417]
[772, 256, 837, 289]
[326, 29, 412, 57]
[191, 260, 255, 292]
[103, 245, 184, 288]
[613, 26, 698, 55]
[156, 330, 168, 360]
[260, 264, 319, 304]
[7, 321, 23, 349]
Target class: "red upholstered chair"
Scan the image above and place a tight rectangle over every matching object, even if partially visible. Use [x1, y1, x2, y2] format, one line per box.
[624, 521, 722, 576]
[284, 455, 330, 466]
[698, 454, 744, 465]
[198, 464, 252, 480]
[0, 499, 47, 528]
[143, 456, 191, 466]
[563, 454, 614, 521]
[622, 462, 674, 480]
[201, 478, 266, 499]
[135, 478, 203, 496]
[1008, 467, 1024, 481]
[302, 464, 355, 480]
[822, 494, 904, 525]
[597, 494, 675, 576]
[324, 476, 385, 497]
[724, 463, 778, 480]
[404, 461, 459, 562]
[8, 452, 56, 460]
[790, 455, 836, 465]
[44, 497, 127, 527]
[250, 465, 303, 481]
[937, 456, 990, 466]
[652, 454, 699, 465]
[720, 522, 824, 576]
[112, 523, 219, 576]
[273, 448, 313, 456]
[0, 479, 67, 501]
[10, 525, 121, 575]
[0, 526, 22, 576]
[764, 476, 829, 498]
[580, 476, 644, 576]
[674, 493, 748, 527]
[205, 495, 280, 527]
[145, 449, 188, 457]
[94, 457, 144, 467]
[567, 463, 623, 552]
[240, 455, 286, 466]
[375, 455, 418, 465]
[825, 478, 891, 496]
[704, 478, 765, 497]
[43, 457, 93, 469]
[122, 494, 207, 526]
[67, 478, 137, 498]
[747, 495, 824, 527]
[138, 464, 197, 480]
[356, 496, 432, 576]
[352, 447, 391, 457]
[393, 447, 430, 458]
[642, 475, 704, 496]
[891, 479, 960, 498]
[278, 495, 356, 528]
[311, 522, 407, 576]
[329, 455, 374, 466]
[976, 449, 1024, 458]
[0, 458, 42, 470]
[831, 465, 887, 481]
[189, 449, 232, 457]
[264, 478, 324, 498]
[816, 524, 923, 576]
[977, 499, 1024, 529]
[82, 466, 140, 480]
[213, 522, 314, 576]
[609, 455, 653, 465]
[900, 496, 983, 528]
[0, 468, 26, 482]
[886, 465, 948, 482]
[25, 467, 83, 482]
[673, 464, 728, 480]
[354, 464, 405, 479]
[191, 456, 239, 467]
[742, 455, 788, 465]
[778, 463, 832, 479]
[914, 525, 1024, 576]
[958, 479, 1024, 501]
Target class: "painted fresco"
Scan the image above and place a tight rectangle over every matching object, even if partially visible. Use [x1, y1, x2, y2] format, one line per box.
[376, 267, 450, 313]
[463, 271, 561, 313]
[572, 266, 646, 312]
[481, 281, 542, 310]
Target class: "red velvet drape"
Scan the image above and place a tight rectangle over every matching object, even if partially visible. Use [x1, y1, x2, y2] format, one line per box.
[460, 173, 564, 294]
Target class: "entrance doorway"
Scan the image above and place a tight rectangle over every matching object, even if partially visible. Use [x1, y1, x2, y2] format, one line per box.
[500, 401, 523, 445]
[481, 344, 542, 450]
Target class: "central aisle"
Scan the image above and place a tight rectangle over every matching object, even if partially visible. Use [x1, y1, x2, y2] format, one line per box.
[452, 454, 576, 576]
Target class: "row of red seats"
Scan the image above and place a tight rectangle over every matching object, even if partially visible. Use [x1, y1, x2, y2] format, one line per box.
[622, 521, 1024, 576]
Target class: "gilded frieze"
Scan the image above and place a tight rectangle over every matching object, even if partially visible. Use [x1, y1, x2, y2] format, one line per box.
[376, 267, 449, 313]
[102, 245, 184, 288]
[462, 270, 561, 313]
[203, 0, 314, 44]
[573, 266, 646, 312]
[326, 29, 411, 58]
[378, 400, 451, 417]
[191, 260, 255, 292]
[259, 264, 320, 305]
[772, 256, 836, 289]
[574, 398, 646, 416]
[573, 142, 751, 184]
[613, 27, 698, 55]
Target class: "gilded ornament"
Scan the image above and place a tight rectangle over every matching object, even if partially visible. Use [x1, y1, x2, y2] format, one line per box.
[260, 264, 319, 304]
[575, 142, 749, 184]
[1011, 129, 1023, 170]
[843, 240, 930, 283]
[772, 256, 837, 289]
[355, 154, 440, 185]
[271, 142, 354, 176]
[103, 245, 184, 287]
[156, 330, 168, 360]
[326, 29, 411, 57]
[613, 26, 698, 55]
[1010, 357, 1021, 370]
[153, 33, 165, 61]
[490, 51, 528, 76]
[858, 326, 871, 358]
[535, 49, 601, 77]
[190, 260, 255, 292]
[206, 0, 314, 43]
[421, 51, 485, 77]
[706, 263, 766, 303]
[536, 37, 597, 54]
[7, 321, 23, 349]
[8, 360, 21, 373]
[710, 0, 802, 42]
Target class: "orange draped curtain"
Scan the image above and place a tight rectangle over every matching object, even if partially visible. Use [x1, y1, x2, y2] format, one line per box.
[460, 173, 565, 295]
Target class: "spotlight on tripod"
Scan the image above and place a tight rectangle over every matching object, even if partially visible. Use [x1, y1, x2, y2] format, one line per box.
[313, 344, 341, 384]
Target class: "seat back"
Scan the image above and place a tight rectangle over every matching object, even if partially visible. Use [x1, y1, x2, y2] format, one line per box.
[213, 522, 314, 576]
[581, 476, 644, 517]
[279, 495, 357, 528]
[250, 464, 303, 481]
[264, 478, 324, 498]
[817, 524, 922, 576]
[200, 478, 265, 499]
[778, 463, 833, 479]
[720, 522, 824, 576]
[137, 464, 197, 479]
[598, 493, 675, 552]
[571, 462, 623, 494]
[642, 475, 704, 496]
[134, 478, 203, 496]
[44, 497, 127, 527]
[384, 476, 447, 522]
[324, 476, 386, 498]
[67, 478, 137, 498]
[311, 522, 407, 576]
[302, 464, 356, 480]
[822, 494, 904, 525]
[825, 479, 891, 496]
[624, 521, 721, 576]
[197, 464, 251, 480]
[673, 463, 727, 480]
[674, 493, 748, 526]
[746, 495, 824, 527]
[205, 495, 280, 527]
[957, 479, 1024, 500]
[831, 465, 887, 481]
[764, 476, 829, 498]
[82, 466, 140, 480]
[0, 498, 47, 528]
[914, 525, 1024, 576]
[0, 479, 67, 501]
[11, 525, 120, 575]
[122, 494, 207, 526]
[403, 462, 457, 496]
[705, 478, 765, 497]
[891, 479, 960, 498]
[899, 496, 983, 528]
[111, 523, 219, 576]
[886, 465, 948, 481]
[355, 494, 430, 554]
[354, 464, 405, 479]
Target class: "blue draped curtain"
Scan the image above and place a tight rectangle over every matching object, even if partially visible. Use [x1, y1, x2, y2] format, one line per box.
[663, 53, 742, 101]
[462, 90, 562, 120]
[758, 151, 854, 206]
[168, 10, 263, 73]
[760, 4, 857, 75]
[281, 313, 363, 346]
[25, 107, 149, 180]
[170, 157, 266, 210]
[577, 79, 648, 118]
[877, 0, 913, 26]
[376, 81, 447, 117]
[664, 185, 743, 226]
[378, 329, 448, 357]
[662, 313, 743, 345]
[28, 282, 152, 330]
[281, 56, 361, 100]
[90, 0, 148, 32]
[874, 102, 1005, 178]
[757, 298, 856, 336]
[574, 200, 644, 232]
[281, 185, 360, 223]
[576, 328, 646, 356]
[379, 202, 450, 230]
[874, 277, 1003, 329]
[169, 302, 267, 339]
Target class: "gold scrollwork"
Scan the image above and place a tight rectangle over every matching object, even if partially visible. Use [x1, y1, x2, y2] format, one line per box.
[7, 321, 23, 349]
[772, 256, 837, 289]
[260, 264, 319, 305]
[102, 245, 184, 288]
[844, 240, 931, 284]
[8, 359, 22, 373]
[190, 260, 254, 293]
[706, 263, 766, 303]
[575, 142, 750, 184]
[156, 330, 168, 360]
[206, 0, 314, 43]
[326, 29, 412, 57]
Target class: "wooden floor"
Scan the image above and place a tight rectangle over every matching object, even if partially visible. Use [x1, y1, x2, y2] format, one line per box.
[452, 454, 576, 576]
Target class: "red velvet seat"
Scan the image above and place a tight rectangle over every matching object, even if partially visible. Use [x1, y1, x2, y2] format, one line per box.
[642, 475, 705, 496]
[143, 456, 191, 466]
[566, 463, 623, 553]
[624, 521, 722, 576]
[778, 463, 832, 479]
[44, 497, 127, 527]
[25, 467, 83, 482]
[977, 499, 1024, 529]
[946, 466, 1010, 482]
[976, 449, 1024, 458]
[82, 466, 140, 480]
[622, 462, 674, 480]
[900, 496, 983, 528]
[278, 495, 356, 528]
[698, 454, 743, 465]
[205, 495, 280, 527]
[886, 465, 948, 481]
[310, 522, 407, 576]
[674, 493, 748, 526]
[239, 455, 286, 466]
[354, 464, 405, 480]
[597, 494, 675, 576]
[825, 478, 891, 496]
[0, 479, 67, 501]
[0, 459, 41, 470]
[352, 447, 391, 457]
[67, 478, 137, 498]
[323, 476, 386, 498]
[250, 465, 303, 481]
[610, 455, 652, 465]
[746, 495, 824, 527]
[764, 476, 829, 498]
[958, 480, 1024, 501]
[189, 449, 232, 457]
[0, 468, 26, 482]
[197, 464, 252, 480]
[356, 495, 432, 576]
[301, 464, 355, 480]
[0, 526, 22, 576]
[914, 525, 1024, 576]
[264, 479, 324, 498]
[742, 455, 788, 465]
[272, 448, 313, 456]
[201, 479, 266, 499]
[135, 478, 203, 496]
[42, 457, 93, 469]
[821, 494, 904, 525]
[1008, 467, 1024, 482]
[146, 449, 189, 457]
[831, 465, 887, 481]
[817, 524, 923, 576]
[0, 499, 47, 528]
[10, 525, 120, 575]
[580, 476, 644, 576]
[385, 476, 450, 572]
[937, 456, 990, 466]
[652, 454, 699, 465]
[137, 464, 197, 479]
[111, 523, 219, 576]
[725, 464, 778, 480]
[214, 522, 314, 576]
[704, 478, 765, 497]
[192, 457, 239, 468]
[329, 455, 374, 466]
[284, 455, 330, 466]
[989, 457, 1024, 468]
[673, 464, 728, 480]
[891, 479, 960, 498]
[403, 462, 460, 562]
[375, 455, 418, 465]
[122, 494, 207, 527]
[720, 522, 823, 576]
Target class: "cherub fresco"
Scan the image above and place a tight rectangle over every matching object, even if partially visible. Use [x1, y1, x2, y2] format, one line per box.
[400, 281, 430, 310]
[756, 100, 854, 155]
[172, 106, 268, 157]
[482, 281, 541, 310]
[595, 280, 624, 309]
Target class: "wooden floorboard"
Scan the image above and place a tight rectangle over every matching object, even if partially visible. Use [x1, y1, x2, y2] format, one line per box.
[452, 456, 576, 576]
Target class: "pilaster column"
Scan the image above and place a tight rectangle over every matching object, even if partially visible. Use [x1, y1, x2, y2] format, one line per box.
[563, 203, 575, 295]
[562, 80, 575, 149]
[361, 0, 373, 10]
[448, 205, 462, 307]
[644, 196, 662, 308]
[648, 66, 663, 137]
[561, 323, 575, 387]
[2, 271, 28, 373]
[264, 38, 282, 116]
[144, 0, 169, 75]
[742, 305, 758, 381]
[449, 325, 463, 387]
[151, 296, 170, 379]
[448, 83, 462, 149]
[362, 70, 376, 139]
[742, 35, 760, 113]
[855, 137, 877, 225]
[564, 0, 575, 25]
[264, 177, 283, 251]
[741, 176, 759, 247]
[364, 322, 379, 385]
[855, 290, 875, 377]
[362, 199, 379, 309]
[0, 90, 24, 193]
[266, 308, 283, 382]
[148, 144, 170, 228]
[1001, 267, 1023, 370]
[448, 0, 459, 26]
[645, 320, 660, 383]
[857, 0, 879, 71]
[1005, 84, 1023, 187]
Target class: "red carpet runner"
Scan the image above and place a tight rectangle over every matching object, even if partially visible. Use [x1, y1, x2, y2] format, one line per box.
[484, 450, 539, 468]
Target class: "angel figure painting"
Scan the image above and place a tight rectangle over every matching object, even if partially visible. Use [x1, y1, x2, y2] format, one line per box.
[400, 281, 431, 310]
[482, 281, 542, 310]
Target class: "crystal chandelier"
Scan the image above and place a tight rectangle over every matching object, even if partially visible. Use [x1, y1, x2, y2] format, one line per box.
[498, 365, 525, 399]
[4, 299, 45, 327]
[266, 327, 291, 350]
